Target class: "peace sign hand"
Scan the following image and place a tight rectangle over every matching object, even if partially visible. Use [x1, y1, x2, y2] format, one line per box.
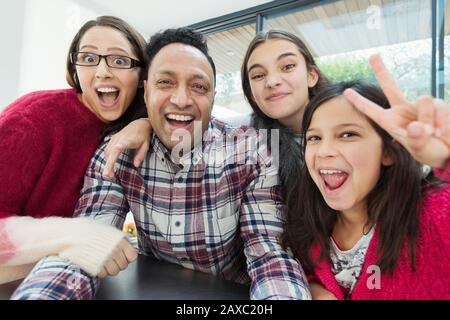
[344, 55, 450, 169]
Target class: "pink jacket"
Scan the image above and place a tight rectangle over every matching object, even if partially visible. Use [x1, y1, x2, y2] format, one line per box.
[308, 180, 450, 300]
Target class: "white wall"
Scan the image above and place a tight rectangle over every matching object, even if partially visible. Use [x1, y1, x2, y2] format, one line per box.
[0, 0, 98, 109]
[0, 0, 271, 111]
[0, 0, 26, 108]
[18, 0, 98, 98]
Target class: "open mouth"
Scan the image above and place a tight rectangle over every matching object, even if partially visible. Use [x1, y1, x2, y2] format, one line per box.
[319, 169, 349, 192]
[165, 114, 195, 129]
[96, 87, 120, 108]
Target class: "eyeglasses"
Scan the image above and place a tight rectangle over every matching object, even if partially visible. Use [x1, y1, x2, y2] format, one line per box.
[71, 52, 143, 69]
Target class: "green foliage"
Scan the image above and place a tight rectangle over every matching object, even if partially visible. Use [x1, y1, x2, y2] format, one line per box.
[317, 58, 377, 83]
[216, 72, 236, 105]
[317, 56, 435, 101]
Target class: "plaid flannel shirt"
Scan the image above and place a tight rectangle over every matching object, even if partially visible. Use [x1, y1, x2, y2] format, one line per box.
[11, 119, 311, 300]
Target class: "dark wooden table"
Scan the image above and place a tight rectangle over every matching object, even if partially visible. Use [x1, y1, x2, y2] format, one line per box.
[0, 255, 250, 300]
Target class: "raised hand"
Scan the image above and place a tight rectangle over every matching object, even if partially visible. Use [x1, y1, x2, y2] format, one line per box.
[103, 118, 152, 178]
[344, 55, 450, 169]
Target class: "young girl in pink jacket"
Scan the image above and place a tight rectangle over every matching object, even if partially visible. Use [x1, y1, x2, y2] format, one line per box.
[282, 56, 450, 300]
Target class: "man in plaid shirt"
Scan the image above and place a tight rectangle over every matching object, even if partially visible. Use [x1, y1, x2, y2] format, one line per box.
[11, 28, 311, 300]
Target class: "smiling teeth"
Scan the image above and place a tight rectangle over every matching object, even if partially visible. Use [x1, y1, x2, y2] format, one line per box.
[167, 114, 194, 122]
[97, 88, 119, 93]
[320, 169, 344, 175]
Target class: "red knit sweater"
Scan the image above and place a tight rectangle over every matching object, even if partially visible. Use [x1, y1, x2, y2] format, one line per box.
[0, 89, 104, 219]
[308, 177, 450, 300]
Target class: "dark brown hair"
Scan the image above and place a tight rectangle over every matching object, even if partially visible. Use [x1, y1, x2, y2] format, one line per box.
[241, 29, 329, 126]
[66, 16, 147, 92]
[240, 29, 330, 218]
[65, 16, 148, 140]
[145, 27, 216, 85]
[281, 81, 446, 274]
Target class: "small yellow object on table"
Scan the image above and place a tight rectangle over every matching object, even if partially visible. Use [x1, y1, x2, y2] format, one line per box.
[123, 223, 137, 238]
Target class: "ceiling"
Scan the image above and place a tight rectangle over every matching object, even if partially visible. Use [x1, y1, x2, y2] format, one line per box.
[206, 0, 450, 75]
[73, 0, 272, 38]
[70, 0, 450, 76]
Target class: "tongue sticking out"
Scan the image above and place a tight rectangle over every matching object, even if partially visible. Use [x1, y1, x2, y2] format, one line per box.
[99, 92, 119, 106]
[322, 173, 348, 190]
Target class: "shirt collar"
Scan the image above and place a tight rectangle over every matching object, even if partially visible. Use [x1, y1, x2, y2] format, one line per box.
[150, 133, 207, 168]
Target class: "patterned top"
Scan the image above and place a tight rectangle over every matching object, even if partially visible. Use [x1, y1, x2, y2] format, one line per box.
[330, 226, 375, 294]
[11, 119, 311, 300]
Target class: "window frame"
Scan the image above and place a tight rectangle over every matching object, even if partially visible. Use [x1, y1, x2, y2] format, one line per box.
[188, 0, 446, 98]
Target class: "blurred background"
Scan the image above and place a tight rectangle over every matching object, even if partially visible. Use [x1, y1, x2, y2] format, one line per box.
[1, 0, 449, 121]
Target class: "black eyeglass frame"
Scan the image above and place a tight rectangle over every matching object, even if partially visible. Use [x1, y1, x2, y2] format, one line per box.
[70, 52, 143, 69]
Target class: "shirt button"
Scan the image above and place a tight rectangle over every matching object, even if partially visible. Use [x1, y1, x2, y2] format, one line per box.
[174, 221, 181, 227]
[177, 177, 183, 183]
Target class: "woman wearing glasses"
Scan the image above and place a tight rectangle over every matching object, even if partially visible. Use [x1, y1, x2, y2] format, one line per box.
[0, 16, 149, 284]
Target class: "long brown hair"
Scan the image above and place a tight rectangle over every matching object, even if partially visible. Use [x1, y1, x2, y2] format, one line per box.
[240, 29, 330, 219]
[65, 16, 148, 140]
[66, 16, 147, 92]
[241, 29, 329, 125]
[281, 81, 446, 274]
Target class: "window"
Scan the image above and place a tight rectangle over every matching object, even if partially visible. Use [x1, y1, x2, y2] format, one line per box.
[265, 0, 434, 100]
[206, 24, 256, 124]
[443, 0, 450, 100]
[191, 0, 448, 106]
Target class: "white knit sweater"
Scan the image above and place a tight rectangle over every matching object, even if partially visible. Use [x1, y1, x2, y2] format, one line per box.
[0, 216, 126, 284]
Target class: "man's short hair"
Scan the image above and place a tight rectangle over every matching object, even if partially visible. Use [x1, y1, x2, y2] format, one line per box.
[145, 27, 216, 84]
